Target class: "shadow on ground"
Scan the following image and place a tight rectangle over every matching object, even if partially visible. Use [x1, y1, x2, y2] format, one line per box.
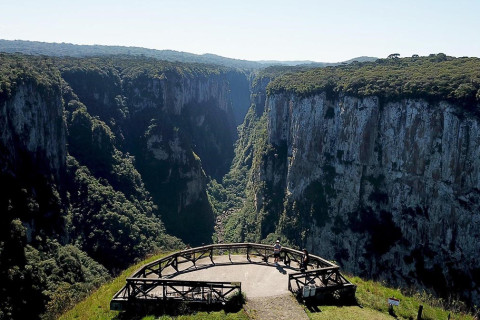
[276, 264, 287, 274]
[300, 291, 361, 314]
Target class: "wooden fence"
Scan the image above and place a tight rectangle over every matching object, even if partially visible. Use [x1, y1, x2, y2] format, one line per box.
[111, 243, 355, 310]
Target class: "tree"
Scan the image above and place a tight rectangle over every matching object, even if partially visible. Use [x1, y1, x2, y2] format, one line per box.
[387, 53, 400, 59]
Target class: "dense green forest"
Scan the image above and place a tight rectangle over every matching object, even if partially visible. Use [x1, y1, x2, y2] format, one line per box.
[0, 39, 377, 70]
[268, 54, 480, 107]
[0, 39, 263, 69]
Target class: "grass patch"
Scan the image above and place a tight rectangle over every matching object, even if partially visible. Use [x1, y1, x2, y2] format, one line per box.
[306, 305, 391, 320]
[306, 276, 474, 320]
[142, 310, 249, 319]
[353, 276, 473, 320]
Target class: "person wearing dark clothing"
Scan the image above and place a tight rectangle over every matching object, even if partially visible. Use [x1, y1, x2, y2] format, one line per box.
[273, 240, 282, 265]
[300, 249, 309, 272]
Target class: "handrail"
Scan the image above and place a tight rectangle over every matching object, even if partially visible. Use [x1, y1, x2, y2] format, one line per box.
[111, 277, 242, 309]
[130, 242, 337, 279]
[287, 265, 355, 294]
[112, 242, 355, 310]
[289, 266, 339, 278]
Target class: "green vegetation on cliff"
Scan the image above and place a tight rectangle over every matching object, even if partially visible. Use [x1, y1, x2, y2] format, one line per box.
[0, 53, 61, 100]
[57, 54, 243, 246]
[268, 54, 480, 106]
[57, 55, 228, 80]
[214, 57, 480, 314]
[221, 107, 270, 243]
[4, 49, 480, 320]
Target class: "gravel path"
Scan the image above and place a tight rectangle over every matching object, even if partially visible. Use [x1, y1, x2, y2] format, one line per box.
[244, 294, 309, 320]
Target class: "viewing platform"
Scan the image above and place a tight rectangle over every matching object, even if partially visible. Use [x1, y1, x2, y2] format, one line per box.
[110, 243, 356, 311]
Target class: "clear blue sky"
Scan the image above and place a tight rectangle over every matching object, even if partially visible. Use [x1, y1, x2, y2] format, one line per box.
[1, 0, 479, 62]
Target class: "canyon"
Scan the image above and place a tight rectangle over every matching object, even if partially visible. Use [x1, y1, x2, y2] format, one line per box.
[1, 52, 480, 318]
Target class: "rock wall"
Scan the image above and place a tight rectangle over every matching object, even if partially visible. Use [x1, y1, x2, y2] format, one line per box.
[0, 78, 67, 289]
[0, 82, 66, 179]
[260, 92, 480, 304]
[0, 80, 67, 239]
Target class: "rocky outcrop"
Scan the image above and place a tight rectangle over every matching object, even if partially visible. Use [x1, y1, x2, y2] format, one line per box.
[125, 72, 239, 177]
[259, 92, 480, 304]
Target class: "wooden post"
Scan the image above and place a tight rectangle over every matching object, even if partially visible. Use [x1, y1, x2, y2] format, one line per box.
[417, 304, 423, 320]
[388, 304, 394, 316]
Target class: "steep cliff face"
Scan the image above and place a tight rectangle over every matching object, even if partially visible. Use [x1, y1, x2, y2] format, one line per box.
[126, 73, 234, 243]
[0, 81, 65, 179]
[258, 92, 480, 304]
[0, 72, 74, 320]
[124, 71, 238, 178]
[0, 79, 66, 238]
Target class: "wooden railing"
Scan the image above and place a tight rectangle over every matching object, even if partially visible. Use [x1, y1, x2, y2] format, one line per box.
[111, 243, 355, 310]
[111, 278, 241, 310]
[288, 266, 355, 293]
[130, 242, 336, 279]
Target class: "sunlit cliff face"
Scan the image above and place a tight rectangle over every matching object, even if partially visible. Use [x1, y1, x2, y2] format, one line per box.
[256, 91, 480, 304]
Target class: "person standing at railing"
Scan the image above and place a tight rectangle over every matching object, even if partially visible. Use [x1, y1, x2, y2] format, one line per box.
[300, 249, 309, 272]
[273, 240, 282, 265]
[184, 244, 191, 259]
